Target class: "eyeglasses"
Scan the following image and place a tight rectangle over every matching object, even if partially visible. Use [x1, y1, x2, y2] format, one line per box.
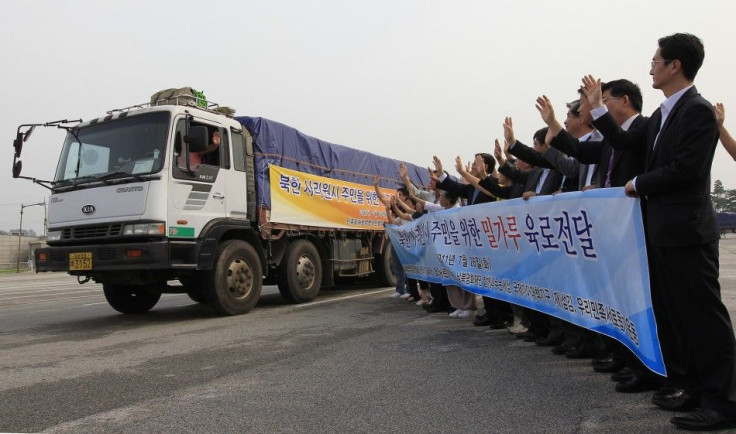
[650, 59, 671, 68]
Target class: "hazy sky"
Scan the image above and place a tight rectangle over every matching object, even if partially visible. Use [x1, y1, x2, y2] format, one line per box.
[2, 0, 735, 234]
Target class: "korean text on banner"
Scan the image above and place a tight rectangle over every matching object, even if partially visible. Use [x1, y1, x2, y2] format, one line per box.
[269, 165, 395, 230]
[385, 188, 665, 376]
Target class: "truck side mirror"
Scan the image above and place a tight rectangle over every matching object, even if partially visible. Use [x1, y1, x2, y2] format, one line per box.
[12, 160, 22, 178]
[24, 126, 35, 142]
[13, 132, 23, 158]
[184, 126, 208, 153]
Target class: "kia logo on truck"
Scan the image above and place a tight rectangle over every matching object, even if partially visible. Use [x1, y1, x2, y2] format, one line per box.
[82, 205, 96, 215]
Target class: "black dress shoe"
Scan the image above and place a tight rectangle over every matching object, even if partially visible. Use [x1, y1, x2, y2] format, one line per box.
[653, 386, 680, 399]
[615, 375, 662, 393]
[551, 344, 570, 355]
[592, 357, 625, 373]
[536, 334, 564, 347]
[565, 343, 595, 359]
[652, 389, 700, 412]
[521, 331, 538, 342]
[473, 313, 493, 327]
[670, 407, 736, 431]
[610, 367, 634, 383]
[423, 303, 443, 313]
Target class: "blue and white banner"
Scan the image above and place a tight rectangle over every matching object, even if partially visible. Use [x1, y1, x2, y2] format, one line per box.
[385, 188, 665, 376]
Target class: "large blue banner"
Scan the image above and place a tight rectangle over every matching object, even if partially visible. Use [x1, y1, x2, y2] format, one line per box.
[385, 188, 665, 376]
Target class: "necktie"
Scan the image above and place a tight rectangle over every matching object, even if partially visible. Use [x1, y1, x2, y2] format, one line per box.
[605, 150, 615, 188]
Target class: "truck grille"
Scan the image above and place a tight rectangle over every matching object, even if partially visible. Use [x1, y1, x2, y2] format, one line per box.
[62, 224, 123, 240]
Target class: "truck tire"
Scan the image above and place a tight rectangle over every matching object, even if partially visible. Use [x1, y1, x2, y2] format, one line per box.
[179, 274, 207, 304]
[102, 283, 162, 314]
[277, 239, 322, 303]
[375, 244, 397, 288]
[204, 240, 262, 315]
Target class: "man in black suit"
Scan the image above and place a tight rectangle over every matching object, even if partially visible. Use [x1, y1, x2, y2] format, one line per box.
[542, 33, 736, 430]
[549, 79, 646, 189]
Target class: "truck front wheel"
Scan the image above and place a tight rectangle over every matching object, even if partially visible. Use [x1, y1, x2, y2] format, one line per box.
[278, 239, 322, 303]
[204, 240, 263, 315]
[102, 283, 162, 314]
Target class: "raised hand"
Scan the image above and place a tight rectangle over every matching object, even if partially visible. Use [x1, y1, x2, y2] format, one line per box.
[494, 139, 506, 166]
[581, 75, 603, 108]
[455, 156, 465, 173]
[715, 103, 725, 127]
[373, 173, 380, 186]
[535, 95, 555, 126]
[503, 117, 516, 145]
[432, 155, 444, 174]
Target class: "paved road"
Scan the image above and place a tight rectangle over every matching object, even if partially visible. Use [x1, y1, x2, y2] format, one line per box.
[1, 238, 736, 433]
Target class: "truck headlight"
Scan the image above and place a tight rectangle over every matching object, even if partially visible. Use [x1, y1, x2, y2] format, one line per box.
[47, 230, 62, 242]
[123, 222, 166, 236]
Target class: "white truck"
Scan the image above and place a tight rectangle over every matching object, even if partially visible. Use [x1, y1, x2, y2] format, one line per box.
[12, 88, 429, 315]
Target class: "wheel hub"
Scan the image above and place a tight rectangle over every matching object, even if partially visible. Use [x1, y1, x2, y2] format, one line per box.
[295, 255, 315, 289]
[227, 258, 253, 299]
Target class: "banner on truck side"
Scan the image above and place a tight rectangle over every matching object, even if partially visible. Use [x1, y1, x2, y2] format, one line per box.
[269, 165, 395, 230]
[384, 188, 665, 376]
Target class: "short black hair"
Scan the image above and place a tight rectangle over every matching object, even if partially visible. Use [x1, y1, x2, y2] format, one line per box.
[475, 153, 496, 173]
[440, 189, 459, 206]
[566, 100, 581, 117]
[397, 187, 409, 197]
[533, 127, 548, 146]
[601, 79, 643, 113]
[658, 33, 704, 81]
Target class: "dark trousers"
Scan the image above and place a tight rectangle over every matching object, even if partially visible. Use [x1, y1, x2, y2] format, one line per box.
[649, 241, 736, 414]
[405, 278, 421, 300]
[429, 283, 450, 310]
[482, 297, 513, 322]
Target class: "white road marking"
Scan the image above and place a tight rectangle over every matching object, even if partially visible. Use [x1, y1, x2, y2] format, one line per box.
[293, 288, 392, 308]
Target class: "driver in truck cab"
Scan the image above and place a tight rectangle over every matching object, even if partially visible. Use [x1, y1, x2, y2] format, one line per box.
[180, 129, 220, 169]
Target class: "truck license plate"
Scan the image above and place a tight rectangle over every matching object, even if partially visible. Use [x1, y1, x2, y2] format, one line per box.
[69, 252, 93, 271]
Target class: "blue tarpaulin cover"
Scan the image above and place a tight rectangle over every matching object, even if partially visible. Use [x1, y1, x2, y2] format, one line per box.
[236, 116, 431, 208]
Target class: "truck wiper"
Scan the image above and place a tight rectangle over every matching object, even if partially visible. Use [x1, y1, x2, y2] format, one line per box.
[96, 171, 146, 183]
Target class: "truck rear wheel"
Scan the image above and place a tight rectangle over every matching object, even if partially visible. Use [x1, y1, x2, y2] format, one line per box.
[278, 239, 322, 303]
[375, 243, 397, 288]
[102, 283, 162, 314]
[204, 240, 262, 315]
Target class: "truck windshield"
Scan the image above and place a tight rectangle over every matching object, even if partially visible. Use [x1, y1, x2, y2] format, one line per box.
[53, 112, 170, 185]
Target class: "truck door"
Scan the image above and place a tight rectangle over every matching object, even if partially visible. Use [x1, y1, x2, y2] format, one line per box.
[171, 118, 226, 236]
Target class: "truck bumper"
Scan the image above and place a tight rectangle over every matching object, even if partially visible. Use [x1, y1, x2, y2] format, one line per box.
[35, 240, 193, 273]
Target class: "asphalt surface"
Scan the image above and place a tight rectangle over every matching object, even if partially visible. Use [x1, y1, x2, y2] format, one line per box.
[1, 237, 736, 433]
